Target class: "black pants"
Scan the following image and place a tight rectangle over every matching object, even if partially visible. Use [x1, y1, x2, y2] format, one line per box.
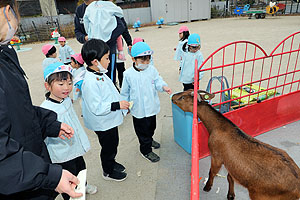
[58, 156, 87, 200]
[133, 115, 156, 155]
[116, 62, 125, 87]
[106, 53, 117, 84]
[183, 83, 194, 91]
[95, 127, 119, 174]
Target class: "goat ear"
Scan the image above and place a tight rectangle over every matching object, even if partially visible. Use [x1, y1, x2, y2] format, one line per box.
[197, 90, 215, 100]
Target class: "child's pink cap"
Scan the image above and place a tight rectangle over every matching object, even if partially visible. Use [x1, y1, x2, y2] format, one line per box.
[58, 37, 66, 42]
[133, 37, 144, 45]
[42, 44, 54, 55]
[178, 25, 189, 33]
[71, 53, 84, 65]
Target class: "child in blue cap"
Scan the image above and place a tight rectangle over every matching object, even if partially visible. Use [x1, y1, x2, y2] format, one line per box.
[179, 33, 204, 91]
[81, 39, 129, 181]
[41, 62, 97, 199]
[120, 42, 172, 163]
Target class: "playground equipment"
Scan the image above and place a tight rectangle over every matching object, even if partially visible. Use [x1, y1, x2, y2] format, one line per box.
[171, 31, 300, 199]
[51, 28, 60, 44]
[133, 19, 141, 32]
[156, 17, 164, 28]
[234, 3, 280, 19]
[10, 38, 22, 51]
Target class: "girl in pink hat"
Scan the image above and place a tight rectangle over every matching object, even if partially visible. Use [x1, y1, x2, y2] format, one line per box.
[58, 36, 75, 65]
[174, 25, 190, 72]
[42, 44, 59, 70]
[70, 53, 86, 101]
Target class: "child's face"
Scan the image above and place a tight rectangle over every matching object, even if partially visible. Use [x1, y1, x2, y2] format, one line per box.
[99, 52, 110, 69]
[189, 45, 200, 53]
[45, 77, 73, 102]
[132, 56, 151, 65]
[59, 41, 66, 47]
[179, 32, 183, 39]
[70, 59, 80, 69]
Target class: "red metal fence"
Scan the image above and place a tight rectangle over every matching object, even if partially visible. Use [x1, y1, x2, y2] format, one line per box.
[190, 31, 300, 200]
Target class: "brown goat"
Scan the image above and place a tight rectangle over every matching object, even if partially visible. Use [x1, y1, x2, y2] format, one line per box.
[172, 89, 300, 200]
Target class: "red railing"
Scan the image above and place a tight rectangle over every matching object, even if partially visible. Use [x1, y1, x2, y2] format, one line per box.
[191, 31, 300, 200]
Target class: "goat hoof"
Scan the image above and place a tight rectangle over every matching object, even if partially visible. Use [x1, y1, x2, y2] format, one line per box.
[227, 194, 235, 200]
[203, 185, 212, 192]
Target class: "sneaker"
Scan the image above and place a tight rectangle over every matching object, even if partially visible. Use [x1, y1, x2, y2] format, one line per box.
[114, 162, 126, 172]
[86, 184, 97, 195]
[102, 170, 127, 182]
[141, 152, 160, 163]
[152, 140, 160, 149]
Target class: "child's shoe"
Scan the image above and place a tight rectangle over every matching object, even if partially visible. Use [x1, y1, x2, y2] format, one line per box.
[103, 170, 127, 182]
[86, 184, 97, 195]
[141, 151, 160, 163]
[151, 140, 160, 149]
[114, 162, 126, 172]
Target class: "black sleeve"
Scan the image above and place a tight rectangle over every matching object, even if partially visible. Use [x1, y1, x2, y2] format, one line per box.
[74, 7, 87, 44]
[121, 18, 132, 46]
[33, 106, 61, 139]
[0, 88, 62, 195]
[111, 102, 120, 111]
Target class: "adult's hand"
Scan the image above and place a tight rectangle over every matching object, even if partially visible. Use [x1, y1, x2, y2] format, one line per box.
[85, 35, 88, 41]
[55, 170, 83, 198]
[58, 123, 74, 140]
[119, 100, 130, 110]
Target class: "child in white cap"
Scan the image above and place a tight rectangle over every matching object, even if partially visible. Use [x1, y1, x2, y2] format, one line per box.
[81, 39, 129, 181]
[42, 44, 59, 70]
[179, 33, 204, 91]
[41, 62, 97, 199]
[58, 37, 75, 65]
[70, 53, 86, 101]
[174, 26, 190, 72]
[120, 42, 172, 163]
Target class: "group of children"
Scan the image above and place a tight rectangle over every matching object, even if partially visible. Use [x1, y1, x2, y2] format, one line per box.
[40, 24, 202, 199]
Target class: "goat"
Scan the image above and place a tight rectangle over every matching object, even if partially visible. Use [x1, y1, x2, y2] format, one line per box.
[172, 89, 300, 200]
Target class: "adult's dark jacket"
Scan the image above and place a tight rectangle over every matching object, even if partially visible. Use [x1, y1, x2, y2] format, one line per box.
[74, 3, 132, 53]
[0, 44, 63, 199]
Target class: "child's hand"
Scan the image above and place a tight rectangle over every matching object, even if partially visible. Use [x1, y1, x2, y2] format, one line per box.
[163, 86, 172, 95]
[119, 100, 130, 110]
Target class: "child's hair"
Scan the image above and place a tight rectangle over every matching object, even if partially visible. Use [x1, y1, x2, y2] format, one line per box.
[179, 31, 190, 41]
[134, 55, 151, 61]
[46, 46, 57, 58]
[81, 39, 110, 66]
[182, 42, 201, 53]
[71, 57, 84, 67]
[46, 71, 73, 86]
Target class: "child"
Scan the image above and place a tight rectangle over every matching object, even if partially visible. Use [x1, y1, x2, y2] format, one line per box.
[179, 33, 204, 91]
[120, 42, 172, 163]
[70, 53, 86, 101]
[174, 25, 190, 72]
[58, 36, 75, 65]
[116, 36, 126, 88]
[41, 62, 97, 199]
[42, 44, 59, 70]
[81, 39, 129, 181]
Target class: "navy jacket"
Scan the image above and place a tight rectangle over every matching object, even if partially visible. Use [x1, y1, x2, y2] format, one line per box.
[0, 44, 62, 199]
[74, 3, 132, 52]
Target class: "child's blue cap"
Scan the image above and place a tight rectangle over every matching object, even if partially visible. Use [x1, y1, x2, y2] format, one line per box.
[44, 62, 73, 80]
[131, 42, 153, 58]
[187, 33, 201, 46]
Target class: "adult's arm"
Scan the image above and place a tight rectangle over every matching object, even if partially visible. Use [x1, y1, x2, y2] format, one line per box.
[0, 88, 62, 195]
[121, 18, 132, 46]
[74, 6, 87, 44]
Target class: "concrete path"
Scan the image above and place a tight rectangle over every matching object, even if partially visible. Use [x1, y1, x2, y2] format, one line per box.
[15, 15, 300, 200]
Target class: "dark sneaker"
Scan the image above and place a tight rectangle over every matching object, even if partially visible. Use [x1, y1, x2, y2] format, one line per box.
[114, 162, 126, 172]
[102, 170, 127, 182]
[141, 152, 160, 163]
[152, 140, 160, 149]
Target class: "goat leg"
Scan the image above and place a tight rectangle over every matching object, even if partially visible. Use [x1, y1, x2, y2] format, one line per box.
[227, 173, 235, 200]
[203, 157, 222, 192]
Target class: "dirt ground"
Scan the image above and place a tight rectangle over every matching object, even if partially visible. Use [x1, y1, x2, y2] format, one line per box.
[15, 15, 300, 200]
